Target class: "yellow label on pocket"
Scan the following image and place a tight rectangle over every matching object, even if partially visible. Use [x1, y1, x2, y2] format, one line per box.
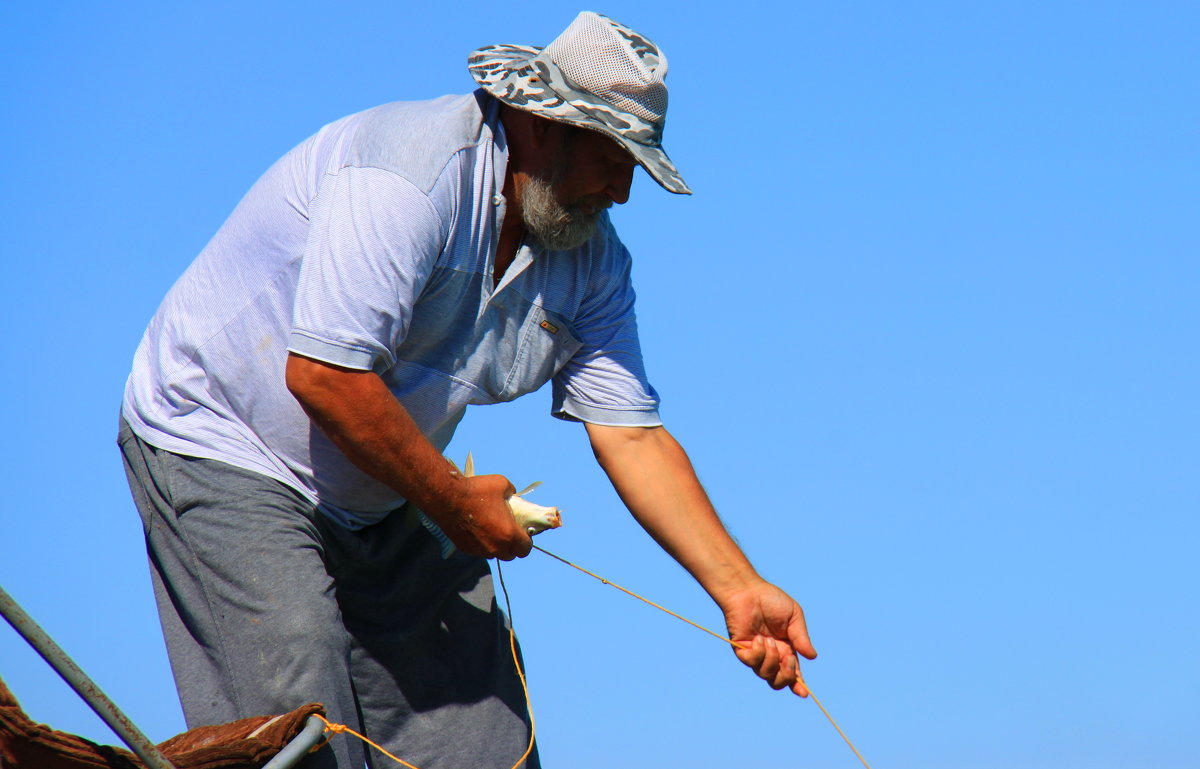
[539, 319, 559, 334]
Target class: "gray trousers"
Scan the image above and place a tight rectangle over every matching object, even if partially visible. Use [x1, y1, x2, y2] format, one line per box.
[118, 421, 539, 769]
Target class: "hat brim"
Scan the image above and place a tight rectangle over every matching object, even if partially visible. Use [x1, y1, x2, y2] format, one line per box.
[469, 44, 692, 195]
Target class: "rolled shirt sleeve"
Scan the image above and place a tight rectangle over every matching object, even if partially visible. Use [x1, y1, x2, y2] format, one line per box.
[551, 239, 662, 427]
[289, 166, 446, 372]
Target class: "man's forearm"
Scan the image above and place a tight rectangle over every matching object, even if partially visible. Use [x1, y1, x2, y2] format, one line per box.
[585, 423, 763, 603]
[285, 353, 465, 515]
[586, 422, 817, 694]
[284, 352, 530, 558]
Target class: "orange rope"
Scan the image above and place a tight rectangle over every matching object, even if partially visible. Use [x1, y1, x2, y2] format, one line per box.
[311, 714, 422, 769]
[531, 544, 874, 769]
[496, 561, 537, 769]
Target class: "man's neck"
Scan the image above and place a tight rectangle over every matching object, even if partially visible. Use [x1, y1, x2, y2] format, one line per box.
[494, 214, 525, 288]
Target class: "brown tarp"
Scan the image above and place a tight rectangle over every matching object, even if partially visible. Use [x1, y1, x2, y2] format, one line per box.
[0, 677, 324, 769]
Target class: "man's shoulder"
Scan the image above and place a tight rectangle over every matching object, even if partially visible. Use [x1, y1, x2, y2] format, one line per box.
[556, 213, 634, 286]
[587, 214, 631, 266]
[344, 91, 494, 193]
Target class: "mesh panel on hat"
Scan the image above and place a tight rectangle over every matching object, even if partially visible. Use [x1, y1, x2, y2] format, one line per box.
[543, 12, 668, 123]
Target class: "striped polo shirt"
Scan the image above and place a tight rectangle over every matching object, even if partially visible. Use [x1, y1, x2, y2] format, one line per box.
[122, 91, 660, 528]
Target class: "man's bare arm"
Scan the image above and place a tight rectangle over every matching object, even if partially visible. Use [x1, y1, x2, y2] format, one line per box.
[285, 352, 531, 559]
[585, 422, 817, 695]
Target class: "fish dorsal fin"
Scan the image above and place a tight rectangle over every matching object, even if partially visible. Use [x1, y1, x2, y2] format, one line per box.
[514, 481, 542, 497]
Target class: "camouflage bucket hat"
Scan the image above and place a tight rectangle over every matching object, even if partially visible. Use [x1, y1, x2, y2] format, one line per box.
[468, 11, 691, 195]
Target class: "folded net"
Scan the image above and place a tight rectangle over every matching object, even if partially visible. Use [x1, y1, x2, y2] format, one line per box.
[0, 677, 323, 769]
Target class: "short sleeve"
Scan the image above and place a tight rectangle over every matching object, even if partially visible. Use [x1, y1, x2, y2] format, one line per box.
[288, 165, 446, 372]
[551, 238, 662, 426]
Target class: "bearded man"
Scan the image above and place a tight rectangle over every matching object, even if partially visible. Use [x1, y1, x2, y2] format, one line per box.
[119, 12, 816, 769]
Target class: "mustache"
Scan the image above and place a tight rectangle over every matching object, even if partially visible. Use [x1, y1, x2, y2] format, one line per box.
[571, 195, 612, 214]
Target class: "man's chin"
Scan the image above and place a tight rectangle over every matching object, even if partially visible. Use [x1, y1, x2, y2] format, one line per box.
[521, 177, 605, 250]
[530, 212, 600, 251]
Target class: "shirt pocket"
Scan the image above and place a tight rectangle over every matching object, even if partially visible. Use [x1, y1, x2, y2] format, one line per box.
[500, 307, 582, 401]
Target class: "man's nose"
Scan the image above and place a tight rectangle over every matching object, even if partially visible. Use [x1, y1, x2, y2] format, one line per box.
[605, 164, 635, 205]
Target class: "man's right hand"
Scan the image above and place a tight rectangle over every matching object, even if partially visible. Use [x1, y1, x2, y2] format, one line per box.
[433, 473, 533, 560]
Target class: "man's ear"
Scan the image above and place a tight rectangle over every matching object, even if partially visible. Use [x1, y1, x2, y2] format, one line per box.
[499, 106, 557, 154]
[528, 114, 557, 151]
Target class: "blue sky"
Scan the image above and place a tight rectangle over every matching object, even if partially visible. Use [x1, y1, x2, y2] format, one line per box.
[2, 2, 1196, 768]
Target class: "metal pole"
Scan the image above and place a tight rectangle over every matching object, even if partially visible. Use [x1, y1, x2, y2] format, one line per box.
[0, 584, 176, 769]
[261, 715, 328, 769]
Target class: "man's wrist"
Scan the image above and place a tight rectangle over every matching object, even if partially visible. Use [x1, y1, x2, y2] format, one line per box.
[411, 466, 471, 524]
[702, 563, 766, 607]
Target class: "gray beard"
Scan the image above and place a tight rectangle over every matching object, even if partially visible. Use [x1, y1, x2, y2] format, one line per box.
[521, 175, 604, 251]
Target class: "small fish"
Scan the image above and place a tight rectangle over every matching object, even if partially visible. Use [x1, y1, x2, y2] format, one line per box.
[450, 452, 563, 535]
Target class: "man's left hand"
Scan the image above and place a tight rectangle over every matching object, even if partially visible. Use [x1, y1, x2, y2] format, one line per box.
[721, 581, 817, 697]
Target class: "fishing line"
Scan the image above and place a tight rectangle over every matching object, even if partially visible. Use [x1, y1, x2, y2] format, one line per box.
[531, 544, 874, 769]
